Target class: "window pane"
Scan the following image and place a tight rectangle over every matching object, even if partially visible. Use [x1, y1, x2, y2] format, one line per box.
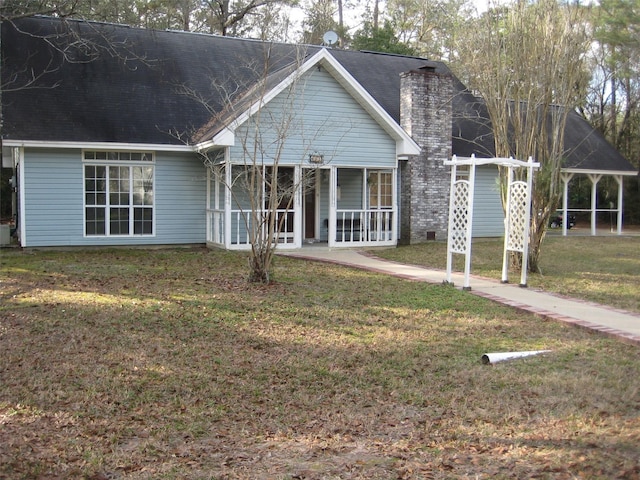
[109, 208, 129, 235]
[96, 167, 106, 190]
[85, 207, 105, 235]
[133, 167, 153, 206]
[134, 208, 153, 234]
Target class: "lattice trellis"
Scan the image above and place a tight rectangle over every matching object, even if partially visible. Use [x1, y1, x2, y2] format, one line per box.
[450, 180, 470, 253]
[445, 155, 539, 289]
[506, 181, 528, 252]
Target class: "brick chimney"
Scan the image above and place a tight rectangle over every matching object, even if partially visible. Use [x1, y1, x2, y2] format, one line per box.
[399, 65, 453, 244]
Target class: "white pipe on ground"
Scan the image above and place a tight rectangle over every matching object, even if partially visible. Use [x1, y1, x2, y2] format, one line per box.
[481, 350, 551, 365]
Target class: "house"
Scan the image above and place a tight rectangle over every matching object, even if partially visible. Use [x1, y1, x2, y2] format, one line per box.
[1, 16, 636, 249]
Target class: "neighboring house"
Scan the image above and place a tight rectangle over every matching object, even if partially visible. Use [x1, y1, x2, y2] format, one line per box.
[1, 17, 636, 249]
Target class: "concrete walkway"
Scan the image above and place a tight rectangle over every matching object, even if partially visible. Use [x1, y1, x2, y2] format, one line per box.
[279, 248, 640, 346]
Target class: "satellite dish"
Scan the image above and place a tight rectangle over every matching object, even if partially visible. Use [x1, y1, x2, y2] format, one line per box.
[322, 30, 339, 47]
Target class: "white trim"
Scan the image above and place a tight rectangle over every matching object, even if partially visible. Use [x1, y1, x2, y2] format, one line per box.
[82, 156, 157, 238]
[3, 139, 193, 152]
[561, 167, 637, 176]
[446, 156, 540, 169]
[17, 148, 27, 247]
[194, 49, 420, 157]
[201, 128, 235, 149]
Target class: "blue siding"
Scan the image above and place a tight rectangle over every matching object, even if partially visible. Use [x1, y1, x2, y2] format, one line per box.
[337, 169, 364, 210]
[22, 148, 206, 247]
[229, 68, 397, 168]
[472, 166, 504, 237]
[155, 152, 207, 244]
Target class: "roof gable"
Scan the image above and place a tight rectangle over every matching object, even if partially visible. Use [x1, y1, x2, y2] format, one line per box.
[195, 49, 420, 157]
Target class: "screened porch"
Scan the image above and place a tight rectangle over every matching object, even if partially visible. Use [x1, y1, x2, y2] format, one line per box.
[205, 165, 398, 249]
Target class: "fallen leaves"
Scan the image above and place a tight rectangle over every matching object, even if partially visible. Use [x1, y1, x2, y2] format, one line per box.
[1, 248, 640, 478]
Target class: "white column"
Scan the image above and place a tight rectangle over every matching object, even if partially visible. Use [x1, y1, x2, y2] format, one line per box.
[17, 147, 27, 247]
[293, 166, 302, 248]
[520, 158, 535, 287]
[560, 172, 574, 237]
[206, 167, 211, 243]
[445, 159, 458, 285]
[224, 162, 232, 248]
[501, 166, 514, 284]
[328, 167, 337, 247]
[463, 159, 476, 290]
[588, 174, 603, 236]
[616, 175, 624, 235]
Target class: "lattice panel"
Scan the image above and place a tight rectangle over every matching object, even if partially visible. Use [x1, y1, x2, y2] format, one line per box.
[506, 181, 528, 252]
[449, 180, 470, 253]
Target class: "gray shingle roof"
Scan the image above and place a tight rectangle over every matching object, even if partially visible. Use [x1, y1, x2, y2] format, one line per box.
[2, 16, 635, 173]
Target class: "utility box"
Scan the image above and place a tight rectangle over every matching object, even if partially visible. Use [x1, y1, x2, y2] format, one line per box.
[0, 225, 11, 246]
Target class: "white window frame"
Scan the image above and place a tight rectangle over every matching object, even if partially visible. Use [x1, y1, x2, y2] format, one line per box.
[368, 170, 393, 210]
[82, 151, 156, 237]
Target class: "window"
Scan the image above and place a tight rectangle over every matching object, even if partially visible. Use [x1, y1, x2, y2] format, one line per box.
[84, 151, 154, 236]
[368, 171, 393, 209]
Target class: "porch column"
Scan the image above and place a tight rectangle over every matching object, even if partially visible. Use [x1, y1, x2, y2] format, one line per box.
[224, 162, 232, 248]
[588, 174, 603, 236]
[560, 172, 574, 237]
[293, 166, 303, 248]
[616, 175, 624, 235]
[328, 167, 337, 247]
[206, 168, 212, 242]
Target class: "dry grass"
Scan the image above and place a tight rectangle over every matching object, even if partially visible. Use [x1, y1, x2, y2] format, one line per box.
[373, 235, 640, 314]
[1, 246, 639, 479]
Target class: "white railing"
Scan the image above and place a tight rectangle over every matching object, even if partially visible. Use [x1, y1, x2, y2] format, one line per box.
[333, 209, 395, 244]
[208, 208, 295, 246]
[210, 208, 396, 248]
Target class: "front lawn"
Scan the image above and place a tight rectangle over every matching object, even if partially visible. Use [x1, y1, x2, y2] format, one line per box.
[1, 247, 639, 479]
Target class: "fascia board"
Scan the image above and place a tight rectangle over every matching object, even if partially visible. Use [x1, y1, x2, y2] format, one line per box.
[561, 167, 638, 176]
[196, 128, 235, 151]
[3, 139, 194, 152]
[223, 50, 323, 133]
[215, 49, 420, 157]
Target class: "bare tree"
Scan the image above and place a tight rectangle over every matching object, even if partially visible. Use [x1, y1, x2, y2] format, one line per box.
[188, 47, 348, 283]
[387, 0, 473, 61]
[453, 0, 591, 272]
[301, 0, 339, 45]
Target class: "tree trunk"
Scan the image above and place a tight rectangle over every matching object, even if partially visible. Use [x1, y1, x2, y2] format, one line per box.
[248, 245, 270, 283]
[373, 0, 379, 30]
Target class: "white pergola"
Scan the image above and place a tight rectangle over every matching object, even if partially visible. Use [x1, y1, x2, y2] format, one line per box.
[444, 155, 540, 290]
